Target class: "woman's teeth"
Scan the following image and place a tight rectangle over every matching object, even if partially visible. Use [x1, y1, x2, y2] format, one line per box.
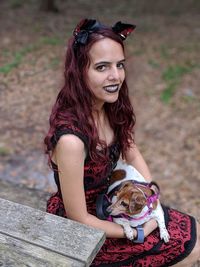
[104, 85, 119, 93]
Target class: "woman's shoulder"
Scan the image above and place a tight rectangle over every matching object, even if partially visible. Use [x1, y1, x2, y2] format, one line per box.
[51, 127, 88, 165]
[51, 133, 86, 167]
[52, 123, 89, 148]
[56, 134, 86, 155]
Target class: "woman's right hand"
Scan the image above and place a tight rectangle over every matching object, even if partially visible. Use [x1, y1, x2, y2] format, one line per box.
[142, 219, 158, 237]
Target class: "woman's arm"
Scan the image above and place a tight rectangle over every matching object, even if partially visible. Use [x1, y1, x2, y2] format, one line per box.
[54, 134, 127, 238]
[125, 142, 152, 182]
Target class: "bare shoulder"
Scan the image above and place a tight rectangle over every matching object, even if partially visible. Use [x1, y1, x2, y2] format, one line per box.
[52, 134, 86, 164]
[56, 134, 85, 153]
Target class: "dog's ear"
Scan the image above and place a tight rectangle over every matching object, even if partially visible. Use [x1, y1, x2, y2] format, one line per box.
[150, 182, 160, 195]
[110, 170, 126, 185]
[117, 181, 134, 193]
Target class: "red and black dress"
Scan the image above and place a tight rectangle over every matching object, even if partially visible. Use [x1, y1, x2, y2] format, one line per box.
[47, 127, 197, 267]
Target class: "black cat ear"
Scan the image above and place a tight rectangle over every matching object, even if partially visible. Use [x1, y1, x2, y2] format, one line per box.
[73, 19, 102, 45]
[112, 21, 136, 40]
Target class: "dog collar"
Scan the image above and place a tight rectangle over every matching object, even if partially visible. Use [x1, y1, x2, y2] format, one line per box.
[118, 206, 151, 221]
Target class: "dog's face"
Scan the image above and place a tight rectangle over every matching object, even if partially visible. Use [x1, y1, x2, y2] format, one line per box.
[107, 181, 153, 216]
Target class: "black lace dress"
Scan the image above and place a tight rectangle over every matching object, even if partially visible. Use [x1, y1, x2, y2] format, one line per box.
[46, 126, 197, 267]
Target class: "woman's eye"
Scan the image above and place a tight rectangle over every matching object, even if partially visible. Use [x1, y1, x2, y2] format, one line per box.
[96, 65, 106, 71]
[117, 62, 125, 69]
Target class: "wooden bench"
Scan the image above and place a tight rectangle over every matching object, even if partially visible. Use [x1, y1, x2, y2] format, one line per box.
[0, 197, 105, 266]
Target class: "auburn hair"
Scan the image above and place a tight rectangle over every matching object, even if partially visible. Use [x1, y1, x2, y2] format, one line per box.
[44, 26, 136, 165]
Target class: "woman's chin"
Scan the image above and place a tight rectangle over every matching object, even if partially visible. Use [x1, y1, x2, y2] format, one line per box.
[105, 92, 119, 103]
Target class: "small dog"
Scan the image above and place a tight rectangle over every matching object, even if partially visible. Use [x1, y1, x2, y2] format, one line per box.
[107, 160, 170, 243]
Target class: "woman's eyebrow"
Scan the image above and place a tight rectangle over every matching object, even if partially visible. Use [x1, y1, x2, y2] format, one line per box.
[94, 61, 111, 66]
[94, 59, 126, 65]
[118, 59, 126, 63]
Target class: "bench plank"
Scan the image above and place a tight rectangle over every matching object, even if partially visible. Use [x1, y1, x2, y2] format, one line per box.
[0, 233, 75, 267]
[0, 198, 105, 266]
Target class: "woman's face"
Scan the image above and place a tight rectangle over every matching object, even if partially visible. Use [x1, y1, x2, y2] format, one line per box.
[87, 37, 125, 110]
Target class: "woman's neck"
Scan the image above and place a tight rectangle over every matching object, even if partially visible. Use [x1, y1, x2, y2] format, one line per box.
[93, 108, 114, 146]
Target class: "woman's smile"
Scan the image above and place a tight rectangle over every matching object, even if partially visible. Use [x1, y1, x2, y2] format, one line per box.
[103, 84, 120, 93]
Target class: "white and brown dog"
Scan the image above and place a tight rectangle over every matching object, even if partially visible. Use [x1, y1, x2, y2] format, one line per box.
[107, 160, 170, 243]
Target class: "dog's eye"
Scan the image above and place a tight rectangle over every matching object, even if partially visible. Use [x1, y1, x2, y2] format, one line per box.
[121, 201, 129, 208]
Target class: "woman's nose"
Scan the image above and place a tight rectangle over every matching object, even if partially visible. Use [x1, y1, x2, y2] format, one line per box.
[108, 67, 120, 81]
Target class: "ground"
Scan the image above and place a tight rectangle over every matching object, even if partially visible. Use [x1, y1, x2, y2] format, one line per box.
[0, 0, 200, 223]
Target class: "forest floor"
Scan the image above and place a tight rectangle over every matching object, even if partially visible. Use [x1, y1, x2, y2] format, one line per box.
[0, 1, 200, 221]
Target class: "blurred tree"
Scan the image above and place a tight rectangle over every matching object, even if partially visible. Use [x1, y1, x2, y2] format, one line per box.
[40, 0, 59, 13]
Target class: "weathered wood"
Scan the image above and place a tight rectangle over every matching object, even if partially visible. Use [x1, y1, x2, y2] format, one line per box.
[0, 198, 105, 267]
[0, 233, 74, 267]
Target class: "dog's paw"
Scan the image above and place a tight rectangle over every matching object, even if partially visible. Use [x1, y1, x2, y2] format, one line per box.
[160, 229, 170, 243]
[118, 222, 134, 241]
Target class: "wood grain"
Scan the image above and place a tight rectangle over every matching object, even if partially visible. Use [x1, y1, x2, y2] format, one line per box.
[0, 198, 105, 266]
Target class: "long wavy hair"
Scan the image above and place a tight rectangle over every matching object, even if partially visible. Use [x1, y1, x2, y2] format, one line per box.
[44, 25, 136, 165]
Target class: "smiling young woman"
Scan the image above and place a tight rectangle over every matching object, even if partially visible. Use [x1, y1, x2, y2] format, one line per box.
[44, 19, 200, 267]
[87, 38, 125, 110]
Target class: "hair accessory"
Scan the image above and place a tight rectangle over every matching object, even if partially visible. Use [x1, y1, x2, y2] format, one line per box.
[73, 19, 136, 47]
[73, 19, 105, 46]
[112, 21, 136, 40]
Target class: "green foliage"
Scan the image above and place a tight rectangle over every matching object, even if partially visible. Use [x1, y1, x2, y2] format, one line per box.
[162, 64, 194, 82]
[148, 59, 160, 69]
[161, 63, 198, 103]
[10, 0, 25, 9]
[0, 44, 38, 74]
[0, 38, 62, 74]
[40, 37, 62, 46]
[0, 53, 22, 74]
[0, 146, 10, 156]
[160, 81, 178, 103]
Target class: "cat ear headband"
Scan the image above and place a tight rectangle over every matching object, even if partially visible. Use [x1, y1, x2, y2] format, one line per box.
[73, 19, 136, 46]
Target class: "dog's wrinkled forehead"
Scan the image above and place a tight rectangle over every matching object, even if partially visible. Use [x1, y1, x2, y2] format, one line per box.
[117, 182, 144, 197]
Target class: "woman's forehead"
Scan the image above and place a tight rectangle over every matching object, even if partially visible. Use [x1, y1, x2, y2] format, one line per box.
[89, 38, 125, 63]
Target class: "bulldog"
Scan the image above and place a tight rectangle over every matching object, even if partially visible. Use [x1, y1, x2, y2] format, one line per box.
[107, 160, 170, 243]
